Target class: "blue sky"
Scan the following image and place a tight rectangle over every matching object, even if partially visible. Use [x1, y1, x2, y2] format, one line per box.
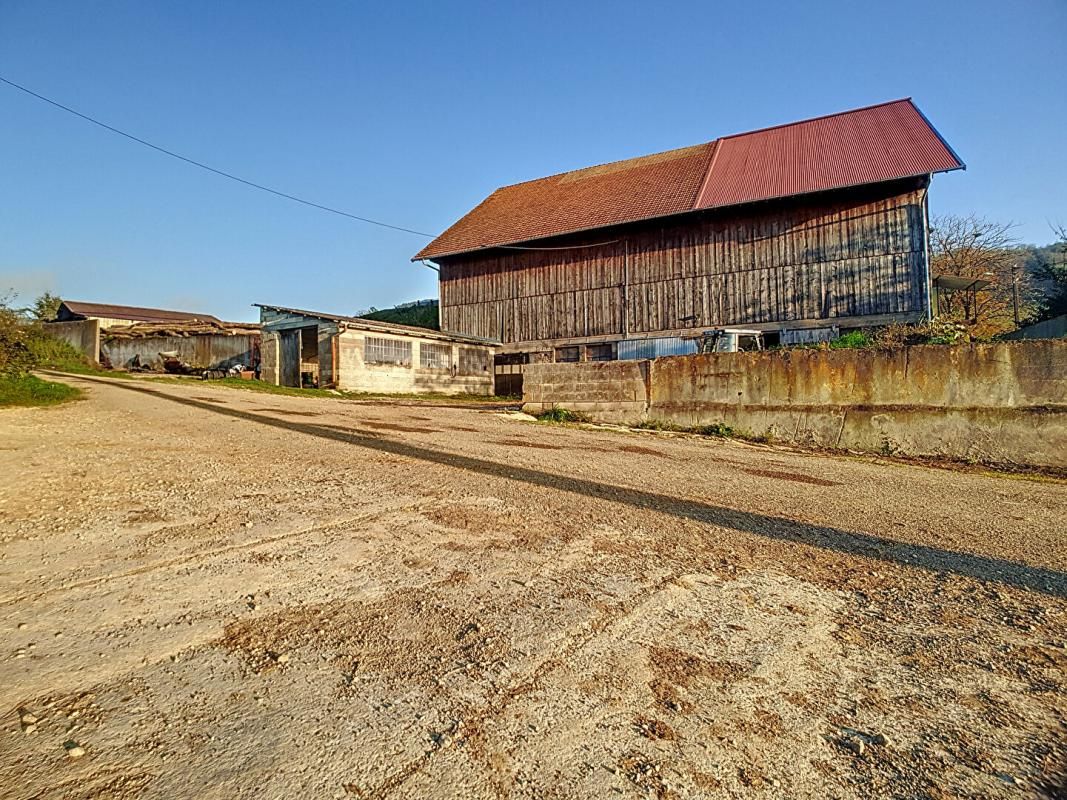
[1, 0, 1064, 322]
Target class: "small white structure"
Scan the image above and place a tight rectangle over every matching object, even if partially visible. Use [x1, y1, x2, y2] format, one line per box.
[256, 304, 497, 395]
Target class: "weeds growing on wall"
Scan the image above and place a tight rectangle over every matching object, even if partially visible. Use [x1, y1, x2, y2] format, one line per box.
[791, 318, 972, 351]
[828, 330, 874, 349]
[868, 318, 969, 347]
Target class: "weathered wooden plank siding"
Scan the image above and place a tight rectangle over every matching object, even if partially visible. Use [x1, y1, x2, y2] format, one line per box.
[438, 183, 929, 344]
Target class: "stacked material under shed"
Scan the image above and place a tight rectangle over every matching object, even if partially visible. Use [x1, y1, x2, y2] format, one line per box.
[101, 321, 260, 372]
[102, 321, 260, 339]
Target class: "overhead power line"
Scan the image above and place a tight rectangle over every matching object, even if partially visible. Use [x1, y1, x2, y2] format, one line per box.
[0, 75, 436, 238]
[1, 75, 661, 256]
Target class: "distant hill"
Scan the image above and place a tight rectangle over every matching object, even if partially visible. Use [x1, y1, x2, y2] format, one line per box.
[358, 299, 439, 330]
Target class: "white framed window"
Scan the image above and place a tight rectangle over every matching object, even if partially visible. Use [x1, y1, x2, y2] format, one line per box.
[420, 342, 452, 370]
[365, 337, 412, 366]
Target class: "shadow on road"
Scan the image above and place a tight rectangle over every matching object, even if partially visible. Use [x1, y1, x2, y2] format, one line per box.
[75, 376, 1067, 598]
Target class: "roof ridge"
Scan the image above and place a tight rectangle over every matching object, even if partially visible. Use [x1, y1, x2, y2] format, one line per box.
[61, 299, 219, 319]
[717, 97, 914, 141]
[692, 139, 723, 210]
[492, 99, 914, 193]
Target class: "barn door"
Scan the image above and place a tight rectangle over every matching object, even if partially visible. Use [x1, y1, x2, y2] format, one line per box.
[493, 353, 527, 397]
[279, 330, 301, 387]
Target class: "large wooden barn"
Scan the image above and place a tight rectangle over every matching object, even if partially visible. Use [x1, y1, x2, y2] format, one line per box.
[414, 99, 964, 390]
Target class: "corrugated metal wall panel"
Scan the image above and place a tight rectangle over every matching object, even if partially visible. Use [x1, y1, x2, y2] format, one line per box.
[617, 337, 698, 361]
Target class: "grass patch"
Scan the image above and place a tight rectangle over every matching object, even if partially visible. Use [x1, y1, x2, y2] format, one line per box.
[146, 376, 518, 403]
[535, 407, 589, 424]
[828, 330, 874, 349]
[634, 419, 734, 437]
[0, 374, 82, 408]
[40, 362, 138, 379]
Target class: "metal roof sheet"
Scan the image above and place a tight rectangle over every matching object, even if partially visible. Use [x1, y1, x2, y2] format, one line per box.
[57, 300, 221, 324]
[696, 99, 963, 209]
[415, 99, 963, 261]
[254, 304, 498, 346]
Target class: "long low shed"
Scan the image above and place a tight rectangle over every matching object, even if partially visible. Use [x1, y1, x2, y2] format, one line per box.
[256, 304, 498, 395]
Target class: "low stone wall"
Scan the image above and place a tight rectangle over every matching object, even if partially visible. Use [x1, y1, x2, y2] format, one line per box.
[522, 341, 1067, 468]
[44, 319, 100, 362]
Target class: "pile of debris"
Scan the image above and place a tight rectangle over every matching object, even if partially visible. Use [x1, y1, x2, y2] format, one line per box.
[102, 320, 260, 339]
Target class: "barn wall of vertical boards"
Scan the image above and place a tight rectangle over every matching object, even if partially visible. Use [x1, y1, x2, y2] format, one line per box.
[436, 178, 931, 352]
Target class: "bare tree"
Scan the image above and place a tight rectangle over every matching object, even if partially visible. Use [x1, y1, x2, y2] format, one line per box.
[929, 214, 1038, 337]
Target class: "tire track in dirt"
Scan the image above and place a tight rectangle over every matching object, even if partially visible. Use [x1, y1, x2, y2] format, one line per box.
[365, 571, 686, 797]
[0, 506, 421, 607]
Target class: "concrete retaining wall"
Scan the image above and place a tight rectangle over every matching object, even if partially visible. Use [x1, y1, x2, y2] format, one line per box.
[44, 319, 100, 362]
[522, 341, 1067, 468]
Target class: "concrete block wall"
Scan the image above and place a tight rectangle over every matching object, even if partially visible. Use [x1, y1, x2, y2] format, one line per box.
[522, 361, 648, 423]
[521, 341, 1067, 468]
[44, 319, 100, 363]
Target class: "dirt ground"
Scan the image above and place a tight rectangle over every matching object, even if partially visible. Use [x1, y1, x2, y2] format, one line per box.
[1, 375, 1064, 799]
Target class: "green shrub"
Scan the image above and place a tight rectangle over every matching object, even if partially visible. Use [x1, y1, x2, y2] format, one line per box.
[0, 301, 35, 376]
[694, 422, 733, 437]
[536, 406, 589, 424]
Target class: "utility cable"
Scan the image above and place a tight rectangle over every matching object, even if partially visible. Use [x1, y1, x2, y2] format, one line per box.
[0, 74, 436, 237]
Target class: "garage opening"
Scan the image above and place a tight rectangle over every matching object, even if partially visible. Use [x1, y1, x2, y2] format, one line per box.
[279, 325, 319, 387]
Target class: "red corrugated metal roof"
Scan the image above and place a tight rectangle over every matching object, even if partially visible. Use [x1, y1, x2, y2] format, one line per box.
[415, 99, 962, 260]
[696, 99, 963, 209]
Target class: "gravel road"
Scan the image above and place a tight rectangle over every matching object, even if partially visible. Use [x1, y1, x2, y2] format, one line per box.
[1, 375, 1064, 799]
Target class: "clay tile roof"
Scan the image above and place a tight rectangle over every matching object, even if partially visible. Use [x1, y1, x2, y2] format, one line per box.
[414, 99, 963, 261]
[58, 301, 221, 324]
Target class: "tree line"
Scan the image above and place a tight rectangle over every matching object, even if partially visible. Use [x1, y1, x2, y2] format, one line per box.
[930, 216, 1066, 338]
